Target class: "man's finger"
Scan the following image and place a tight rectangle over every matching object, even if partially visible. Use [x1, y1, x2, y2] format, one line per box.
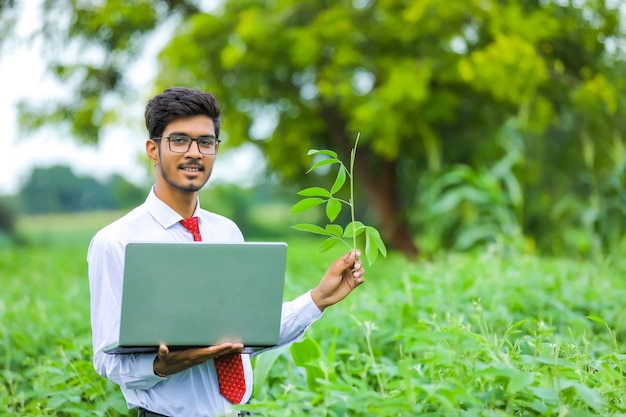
[158, 344, 169, 358]
[330, 250, 360, 273]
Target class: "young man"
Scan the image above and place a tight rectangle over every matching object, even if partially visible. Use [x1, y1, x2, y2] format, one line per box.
[87, 87, 365, 417]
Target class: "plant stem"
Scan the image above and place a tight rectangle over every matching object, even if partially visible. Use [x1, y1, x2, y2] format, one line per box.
[364, 320, 386, 395]
[350, 133, 360, 253]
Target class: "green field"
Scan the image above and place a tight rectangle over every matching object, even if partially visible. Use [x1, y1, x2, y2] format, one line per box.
[1, 213, 625, 416]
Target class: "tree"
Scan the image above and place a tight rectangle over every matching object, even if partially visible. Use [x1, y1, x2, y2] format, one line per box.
[13, 0, 626, 256]
[108, 174, 149, 209]
[18, 165, 146, 214]
[0, 197, 18, 240]
[0, 0, 19, 53]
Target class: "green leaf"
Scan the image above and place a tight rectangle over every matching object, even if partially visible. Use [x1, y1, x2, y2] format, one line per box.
[506, 371, 534, 394]
[297, 187, 332, 197]
[291, 223, 332, 236]
[528, 386, 559, 403]
[364, 226, 381, 238]
[46, 395, 67, 409]
[290, 198, 325, 214]
[320, 236, 341, 252]
[325, 224, 343, 237]
[586, 315, 607, 325]
[366, 226, 388, 258]
[252, 345, 288, 395]
[343, 221, 365, 237]
[291, 337, 321, 364]
[326, 329, 339, 382]
[372, 236, 388, 258]
[306, 158, 340, 174]
[365, 229, 378, 266]
[325, 198, 342, 222]
[364, 226, 388, 265]
[291, 337, 324, 392]
[307, 149, 337, 158]
[330, 166, 347, 194]
[573, 382, 606, 411]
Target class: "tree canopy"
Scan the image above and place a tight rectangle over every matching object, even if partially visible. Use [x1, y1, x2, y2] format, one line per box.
[10, 0, 626, 256]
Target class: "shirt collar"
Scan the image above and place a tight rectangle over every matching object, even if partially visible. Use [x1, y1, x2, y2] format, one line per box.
[145, 186, 202, 229]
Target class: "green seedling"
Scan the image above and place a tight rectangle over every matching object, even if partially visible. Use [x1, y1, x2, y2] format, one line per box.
[290, 133, 387, 266]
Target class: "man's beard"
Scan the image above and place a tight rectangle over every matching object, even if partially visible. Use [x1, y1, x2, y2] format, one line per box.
[160, 166, 210, 192]
[157, 147, 211, 192]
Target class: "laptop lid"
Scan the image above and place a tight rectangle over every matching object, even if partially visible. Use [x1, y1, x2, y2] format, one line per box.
[104, 242, 287, 354]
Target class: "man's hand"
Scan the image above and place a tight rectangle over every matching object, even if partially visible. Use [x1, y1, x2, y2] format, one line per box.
[311, 249, 365, 311]
[153, 343, 244, 377]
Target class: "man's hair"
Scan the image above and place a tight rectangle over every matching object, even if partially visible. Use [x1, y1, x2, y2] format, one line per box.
[144, 86, 221, 139]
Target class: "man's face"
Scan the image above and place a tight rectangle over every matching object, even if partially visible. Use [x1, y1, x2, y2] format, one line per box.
[147, 115, 218, 194]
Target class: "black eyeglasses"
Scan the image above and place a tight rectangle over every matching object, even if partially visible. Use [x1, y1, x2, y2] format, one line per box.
[152, 135, 222, 155]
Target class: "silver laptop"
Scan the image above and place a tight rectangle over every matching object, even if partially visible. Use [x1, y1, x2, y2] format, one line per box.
[103, 242, 287, 354]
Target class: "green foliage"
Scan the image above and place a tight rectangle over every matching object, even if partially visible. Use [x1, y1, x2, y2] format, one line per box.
[290, 137, 387, 265]
[198, 181, 323, 239]
[3, 214, 626, 416]
[0, 228, 130, 416]
[10, 0, 626, 255]
[412, 122, 526, 253]
[0, 197, 18, 243]
[16, 0, 199, 143]
[244, 245, 626, 416]
[124, 0, 626, 256]
[17, 165, 147, 214]
[412, 119, 626, 257]
[0, 0, 18, 54]
[108, 174, 148, 210]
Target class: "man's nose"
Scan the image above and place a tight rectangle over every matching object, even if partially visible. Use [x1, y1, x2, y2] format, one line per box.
[185, 139, 202, 157]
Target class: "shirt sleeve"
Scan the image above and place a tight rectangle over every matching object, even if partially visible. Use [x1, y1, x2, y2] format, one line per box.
[87, 232, 164, 391]
[265, 291, 323, 354]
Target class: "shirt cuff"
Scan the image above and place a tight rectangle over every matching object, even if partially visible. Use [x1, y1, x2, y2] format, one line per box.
[120, 354, 166, 390]
[297, 290, 324, 319]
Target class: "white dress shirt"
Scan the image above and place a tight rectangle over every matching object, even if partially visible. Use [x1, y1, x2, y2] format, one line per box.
[87, 188, 323, 417]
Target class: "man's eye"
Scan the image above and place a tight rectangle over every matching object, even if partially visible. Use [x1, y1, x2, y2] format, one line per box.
[198, 139, 215, 147]
[170, 136, 189, 144]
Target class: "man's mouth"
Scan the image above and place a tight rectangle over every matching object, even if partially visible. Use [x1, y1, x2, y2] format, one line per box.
[180, 166, 203, 172]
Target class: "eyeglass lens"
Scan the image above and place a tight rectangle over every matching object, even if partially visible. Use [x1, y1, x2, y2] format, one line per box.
[168, 135, 219, 155]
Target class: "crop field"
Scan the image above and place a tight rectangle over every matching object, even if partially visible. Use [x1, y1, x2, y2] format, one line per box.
[1, 212, 625, 416]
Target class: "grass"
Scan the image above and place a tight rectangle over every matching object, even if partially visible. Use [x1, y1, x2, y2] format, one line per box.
[1, 212, 626, 416]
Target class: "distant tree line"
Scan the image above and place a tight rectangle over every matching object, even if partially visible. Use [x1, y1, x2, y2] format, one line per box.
[0, 164, 307, 243]
[0, 196, 17, 240]
[13, 165, 147, 214]
[0, 165, 146, 242]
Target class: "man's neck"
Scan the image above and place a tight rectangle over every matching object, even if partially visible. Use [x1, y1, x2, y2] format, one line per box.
[153, 184, 198, 219]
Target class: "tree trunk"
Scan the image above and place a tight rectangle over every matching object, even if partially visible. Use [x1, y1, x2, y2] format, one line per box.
[354, 157, 419, 259]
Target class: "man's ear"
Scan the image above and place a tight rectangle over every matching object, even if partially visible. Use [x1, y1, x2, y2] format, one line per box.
[146, 139, 160, 165]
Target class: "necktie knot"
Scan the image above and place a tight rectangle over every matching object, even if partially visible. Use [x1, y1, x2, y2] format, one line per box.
[180, 217, 202, 241]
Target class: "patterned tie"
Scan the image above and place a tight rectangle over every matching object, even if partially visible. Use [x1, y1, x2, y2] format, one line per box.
[179, 217, 247, 404]
[180, 217, 202, 242]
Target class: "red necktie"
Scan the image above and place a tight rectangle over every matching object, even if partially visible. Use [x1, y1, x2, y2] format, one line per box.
[180, 217, 247, 404]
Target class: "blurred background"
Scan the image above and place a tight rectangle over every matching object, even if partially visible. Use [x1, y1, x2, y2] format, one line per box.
[1, 0, 625, 259]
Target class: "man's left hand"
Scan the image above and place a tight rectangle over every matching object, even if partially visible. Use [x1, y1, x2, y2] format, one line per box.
[311, 249, 365, 311]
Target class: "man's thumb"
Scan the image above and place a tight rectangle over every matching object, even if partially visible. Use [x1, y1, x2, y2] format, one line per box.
[158, 344, 169, 358]
[331, 250, 355, 271]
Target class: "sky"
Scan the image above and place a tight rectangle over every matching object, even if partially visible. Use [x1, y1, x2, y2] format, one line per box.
[0, 0, 259, 196]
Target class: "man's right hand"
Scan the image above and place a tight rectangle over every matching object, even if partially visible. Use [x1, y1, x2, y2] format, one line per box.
[153, 343, 244, 377]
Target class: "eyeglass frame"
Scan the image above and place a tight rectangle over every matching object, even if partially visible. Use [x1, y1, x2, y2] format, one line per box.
[152, 135, 222, 155]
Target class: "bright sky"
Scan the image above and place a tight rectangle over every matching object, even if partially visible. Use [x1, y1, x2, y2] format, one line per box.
[0, 0, 259, 196]
[0, 61, 146, 195]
